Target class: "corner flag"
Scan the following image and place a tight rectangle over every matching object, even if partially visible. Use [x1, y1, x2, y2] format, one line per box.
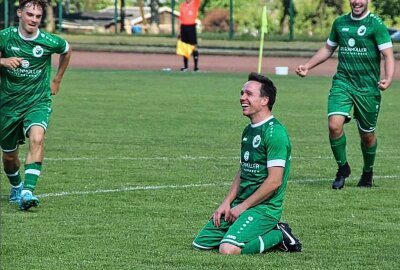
[257, 6, 268, 74]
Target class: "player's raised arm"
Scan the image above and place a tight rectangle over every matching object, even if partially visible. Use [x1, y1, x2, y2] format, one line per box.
[296, 44, 336, 77]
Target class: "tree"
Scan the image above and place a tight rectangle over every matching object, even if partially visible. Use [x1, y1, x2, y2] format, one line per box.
[372, 0, 400, 24]
[45, 0, 55, 32]
[120, 0, 126, 32]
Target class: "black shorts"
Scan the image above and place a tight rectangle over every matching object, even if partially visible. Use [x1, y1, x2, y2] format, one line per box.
[180, 24, 197, 45]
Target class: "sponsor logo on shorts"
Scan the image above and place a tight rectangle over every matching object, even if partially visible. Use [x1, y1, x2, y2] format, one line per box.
[226, 235, 236, 240]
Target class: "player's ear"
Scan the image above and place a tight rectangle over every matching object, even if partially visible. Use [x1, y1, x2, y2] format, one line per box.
[17, 9, 22, 18]
[261, 96, 269, 107]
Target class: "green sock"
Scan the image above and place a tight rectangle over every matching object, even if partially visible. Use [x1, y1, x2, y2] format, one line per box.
[24, 162, 42, 192]
[330, 134, 347, 166]
[361, 141, 377, 172]
[241, 229, 283, 254]
[5, 169, 22, 186]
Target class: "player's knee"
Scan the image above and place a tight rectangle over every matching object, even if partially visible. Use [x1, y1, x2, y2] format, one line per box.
[2, 153, 19, 170]
[328, 122, 343, 138]
[219, 243, 241, 255]
[29, 132, 45, 146]
[360, 132, 376, 147]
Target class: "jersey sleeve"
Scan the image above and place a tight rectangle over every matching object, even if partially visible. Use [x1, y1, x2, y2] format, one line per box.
[265, 126, 290, 168]
[373, 17, 392, 51]
[327, 18, 339, 47]
[49, 34, 69, 55]
[0, 29, 10, 51]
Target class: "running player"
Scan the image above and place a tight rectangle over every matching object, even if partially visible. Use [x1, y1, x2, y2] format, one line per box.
[0, 0, 72, 210]
[296, 0, 395, 189]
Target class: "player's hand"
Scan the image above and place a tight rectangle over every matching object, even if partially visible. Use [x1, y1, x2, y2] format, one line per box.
[0, 57, 23, 69]
[51, 79, 61, 95]
[295, 65, 309, 77]
[212, 202, 230, 228]
[227, 205, 246, 224]
[378, 79, 392, 91]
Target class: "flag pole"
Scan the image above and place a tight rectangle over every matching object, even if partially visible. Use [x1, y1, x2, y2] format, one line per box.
[257, 5, 268, 74]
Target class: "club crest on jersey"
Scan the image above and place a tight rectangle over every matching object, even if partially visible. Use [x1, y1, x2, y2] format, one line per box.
[21, 60, 30, 68]
[357, 25, 366, 36]
[243, 151, 250, 161]
[33, 45, 44, 57]
[348, 38, 355, 47]
[252, 135, 261, 148]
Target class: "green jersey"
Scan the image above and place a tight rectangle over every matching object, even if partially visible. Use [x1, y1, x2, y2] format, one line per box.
[328, 12, 392, 93]
[0, 27, 69, 113]
[234, 116, 291, 221]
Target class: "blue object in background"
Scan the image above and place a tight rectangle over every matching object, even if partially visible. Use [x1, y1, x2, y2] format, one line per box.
[388, 28, 400, 42]
[131, 25, 142, 34]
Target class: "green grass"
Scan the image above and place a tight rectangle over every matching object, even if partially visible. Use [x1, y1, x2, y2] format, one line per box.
[1, 71, 400, 269]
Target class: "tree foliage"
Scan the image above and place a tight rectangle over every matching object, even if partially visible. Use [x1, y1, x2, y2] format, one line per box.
[372, 0, 400, 25]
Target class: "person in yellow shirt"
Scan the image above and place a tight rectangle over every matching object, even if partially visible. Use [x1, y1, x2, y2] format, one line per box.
[179, 0, 200, 71]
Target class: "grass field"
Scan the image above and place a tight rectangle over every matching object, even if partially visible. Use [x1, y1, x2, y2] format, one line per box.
[1, 70, 400, 269]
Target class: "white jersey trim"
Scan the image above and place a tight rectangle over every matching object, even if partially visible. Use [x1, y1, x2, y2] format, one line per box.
[18, 28, 40, 40]
[267, 159, 286, 168]
[63, 42, 70, 54]
[251, 115, 274, 128]
[350, 11, 370, 21]
[378, 42, 393, 51]
[327, 39, 338, 48]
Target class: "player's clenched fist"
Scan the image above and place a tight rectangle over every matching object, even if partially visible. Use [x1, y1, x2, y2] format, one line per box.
[295, 65, 309, 77]
[0, 57, 23, 69]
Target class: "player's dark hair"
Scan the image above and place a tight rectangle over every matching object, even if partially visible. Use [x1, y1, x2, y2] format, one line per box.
[247, 72, 277, 110]
[19, 0, 47, 11]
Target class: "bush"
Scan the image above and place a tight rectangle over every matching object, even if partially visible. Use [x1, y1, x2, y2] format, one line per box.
[202, 9, 231, 32]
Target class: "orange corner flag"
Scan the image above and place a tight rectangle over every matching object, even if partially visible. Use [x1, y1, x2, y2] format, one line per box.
[176, 40, 195, 59]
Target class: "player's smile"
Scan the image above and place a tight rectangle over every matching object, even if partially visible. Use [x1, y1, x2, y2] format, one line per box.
[350, 0, 368, 17]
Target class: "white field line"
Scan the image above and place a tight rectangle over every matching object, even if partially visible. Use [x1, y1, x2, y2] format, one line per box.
[43, 155, 400, 161]
[36, 175, 399, 199]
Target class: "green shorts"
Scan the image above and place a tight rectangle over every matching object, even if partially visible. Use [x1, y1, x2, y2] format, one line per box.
[328, 86, 381, 133]
[0, 102, 52, 152]
[192, 206, 279, 250]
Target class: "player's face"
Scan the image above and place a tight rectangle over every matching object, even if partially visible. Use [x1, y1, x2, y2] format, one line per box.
[240, 81, 269, 122]
[17, 3, 43, 37]
[350, 0, 369, 18]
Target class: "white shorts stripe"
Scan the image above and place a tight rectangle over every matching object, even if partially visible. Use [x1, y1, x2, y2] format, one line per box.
[259, 236, 265, 253]
[192, 241, 214, 250]
[220, 239, 245, 247]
